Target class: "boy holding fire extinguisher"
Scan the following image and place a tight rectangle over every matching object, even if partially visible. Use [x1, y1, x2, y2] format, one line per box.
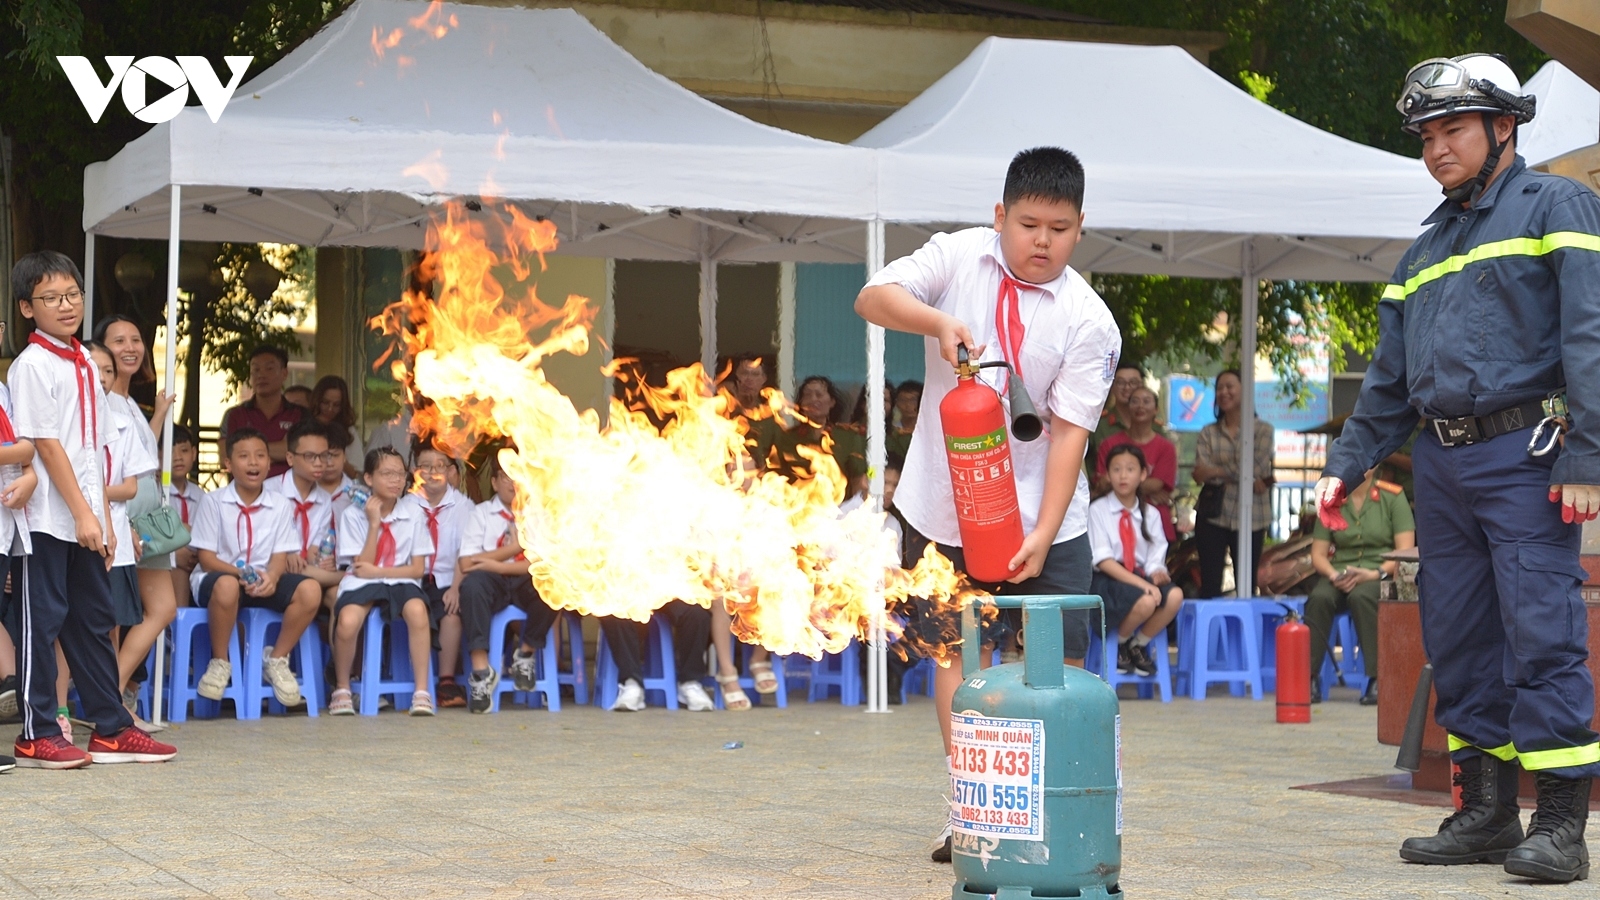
[855, 146, 1120, 863]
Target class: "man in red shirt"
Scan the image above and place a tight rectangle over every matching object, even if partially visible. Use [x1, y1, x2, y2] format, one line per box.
[220, 345, 305, 478]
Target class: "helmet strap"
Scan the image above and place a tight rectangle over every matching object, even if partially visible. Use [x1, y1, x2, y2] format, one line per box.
[1443, 112, 1508, 205]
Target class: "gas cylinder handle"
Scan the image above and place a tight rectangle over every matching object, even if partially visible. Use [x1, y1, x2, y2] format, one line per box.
[960, 594, 1108, 687]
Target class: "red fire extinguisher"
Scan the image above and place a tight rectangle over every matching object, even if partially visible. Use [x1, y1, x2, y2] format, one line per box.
[940, 344, 1043, 583]
[1276, 606, 1311, 724]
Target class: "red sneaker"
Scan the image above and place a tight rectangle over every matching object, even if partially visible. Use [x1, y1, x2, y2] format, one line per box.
[14, 734, 91, 769]
[87, 726, 177, 764]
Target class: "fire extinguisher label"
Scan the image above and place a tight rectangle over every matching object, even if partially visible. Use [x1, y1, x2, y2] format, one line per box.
[948, 713, 1045, 842]
[944, 429, 1020, 527]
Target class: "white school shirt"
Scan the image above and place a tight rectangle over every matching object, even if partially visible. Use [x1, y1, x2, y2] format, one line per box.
[412, 486, 473, 588]
[864, 227, 1121, 548]
[270, 471, 334, 557]
[1086, 493, 1169, 579]
[167, 480, 206, 531]
[323, 474, 355, 529]
[107, 392, 159, 480]
[0, 383, 29, 556]
[459, 496, 521, 557]
[105, 400, 157, 568]
[9, 335, 112, 542]
[188, 482, 301, 596]
[337, 494, 434, 595]
[839, 492, 905, 547]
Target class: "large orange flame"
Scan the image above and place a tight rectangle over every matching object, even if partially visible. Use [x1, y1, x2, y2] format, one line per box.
[380, 201, 982, 659]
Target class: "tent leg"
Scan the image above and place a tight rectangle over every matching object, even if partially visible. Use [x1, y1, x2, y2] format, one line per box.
[865, 218, 890, 715]
[1236, 239, 1257, 599]
[777, 262, 796, 400]
[153, 184, 181, 727]
[698, 226, 717, 379]
[82, 231, 95, 340]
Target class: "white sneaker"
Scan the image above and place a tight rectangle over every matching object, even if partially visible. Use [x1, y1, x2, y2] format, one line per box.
[611, 678, 646, 711]
[197, 658, 232, 701]
[261, 649, 304, 707]
[678, 680, 714, 712]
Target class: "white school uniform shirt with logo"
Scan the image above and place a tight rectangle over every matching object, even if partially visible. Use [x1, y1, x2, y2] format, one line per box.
[864, 227, 1121, 547]
[0, 383, 30, 556]
[8, 334, 112, 542]
[107, 392, 159, 480]
[1086, 493, 1169, 578]
[188, 482, 301, 597]
[337, 494, 434, 595]
[459, 496, 521, 557]
[105, 399, 157, 568]
[270, 472, 333, 557]
[412, 486, 474, 588]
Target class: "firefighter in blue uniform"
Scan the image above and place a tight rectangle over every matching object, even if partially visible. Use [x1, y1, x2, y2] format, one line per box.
[1320, 54, 1600, 883]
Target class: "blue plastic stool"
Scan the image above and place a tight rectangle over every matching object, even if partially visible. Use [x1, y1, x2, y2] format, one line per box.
[555, 613, 588, 706]
[1318, 611, 1369, 699]
[1250, 597, 1306, 693]
[1176, 600, 1263, 701]
[594, 615, 678, 710]
[349, 609, 436, 715]
[900, 657, 939, 702]
[239, 608, 323, 719]
[1088, 628, 1173, 703]
[712, 643, 788, 709]
[808, 640, 862, 705]
[167, 607, 246, 722]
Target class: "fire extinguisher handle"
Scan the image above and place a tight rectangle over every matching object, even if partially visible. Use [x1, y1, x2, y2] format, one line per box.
[956, 343, 970, 365]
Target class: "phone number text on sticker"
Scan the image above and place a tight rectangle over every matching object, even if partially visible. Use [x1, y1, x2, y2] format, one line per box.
[949, 713, 1045, 841]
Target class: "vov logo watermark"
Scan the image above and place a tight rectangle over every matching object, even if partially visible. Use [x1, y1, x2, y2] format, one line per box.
[57, 56, 252, 124]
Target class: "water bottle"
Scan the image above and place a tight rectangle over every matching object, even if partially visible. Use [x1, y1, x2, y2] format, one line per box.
[348, 485, 371, 508]
[234, 556, 262, 588]
[315, 527, 337, 562]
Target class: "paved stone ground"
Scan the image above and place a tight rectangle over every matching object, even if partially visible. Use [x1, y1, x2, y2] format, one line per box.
[0, 684, 1586, 899]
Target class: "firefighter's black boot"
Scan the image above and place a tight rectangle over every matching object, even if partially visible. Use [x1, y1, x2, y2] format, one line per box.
[1503, 773, 1590, 882]
[1399, 754, 1523, 864]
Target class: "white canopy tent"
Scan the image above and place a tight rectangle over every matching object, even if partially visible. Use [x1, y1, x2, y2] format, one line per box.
[81, 0, 899, 714]
[1520, 60, 1600, 168]
[855, 37, 1444, 598]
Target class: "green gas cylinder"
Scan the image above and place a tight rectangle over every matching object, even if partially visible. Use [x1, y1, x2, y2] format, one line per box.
[949, 595, 1122, 900]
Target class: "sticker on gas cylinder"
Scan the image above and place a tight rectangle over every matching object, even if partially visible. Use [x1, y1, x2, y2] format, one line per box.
[949, 713, 1045, 841]
[1114, 713, 1123, 836]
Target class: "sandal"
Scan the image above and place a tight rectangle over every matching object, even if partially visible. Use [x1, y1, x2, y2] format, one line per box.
[716, 674, 751, 711]
[409, 690, 435, 717]
[749, 660, 779, 695]
[329, 688, 355, 716]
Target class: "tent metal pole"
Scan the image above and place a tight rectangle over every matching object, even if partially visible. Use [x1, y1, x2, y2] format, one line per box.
[698, 225, 717, 379]
[153, 184, 181, 727]
[865, 218, 890, 714]
[1236, 239, 1257, 600]
[82, 231, 95, 340]
[777, 262, 795, 399]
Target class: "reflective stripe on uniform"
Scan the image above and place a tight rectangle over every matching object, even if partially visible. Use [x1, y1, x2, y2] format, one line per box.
[1382, 230, 1600, 302]
[1447, 733, 1518, 761]
[1517, 742, 1600, 771]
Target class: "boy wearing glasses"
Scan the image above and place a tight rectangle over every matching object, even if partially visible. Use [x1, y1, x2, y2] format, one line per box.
[275, 420, 344, 605]
[8, 251, 174, 767]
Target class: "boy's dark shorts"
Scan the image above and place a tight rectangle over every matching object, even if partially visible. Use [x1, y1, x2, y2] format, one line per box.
[898, 534, 1093, 660]
[196, 571, 312, 613]
[334, 581, 427, 622]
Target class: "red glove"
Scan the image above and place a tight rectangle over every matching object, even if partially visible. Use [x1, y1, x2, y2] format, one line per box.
[1550, 485, 1600, 524]
[1315, 477, 1348, 531]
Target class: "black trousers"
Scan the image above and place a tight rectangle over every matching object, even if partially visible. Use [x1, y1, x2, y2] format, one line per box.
[15, 533, 133, 740]
[601, 600, 710, 685]
[1196, 520, 1265, 599]
[457, 570, 557, 656]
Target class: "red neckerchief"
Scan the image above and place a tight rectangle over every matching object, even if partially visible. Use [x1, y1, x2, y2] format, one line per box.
[28, 333, 97, 447]
[235, 499, 262, 565]
[995, 273, 1031, 386]
[291, 496, 317, 555]
[0, 403, 16, 444]
[173, 486, 191, 526]
[1119, 508, 1139, 575]
[423, 499, 447, 575]
[496, 508, 526, 561]
[374, 520, 397, 568]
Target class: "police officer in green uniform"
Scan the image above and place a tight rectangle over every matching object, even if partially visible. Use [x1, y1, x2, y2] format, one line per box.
[1318, 54, 1600, 882]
